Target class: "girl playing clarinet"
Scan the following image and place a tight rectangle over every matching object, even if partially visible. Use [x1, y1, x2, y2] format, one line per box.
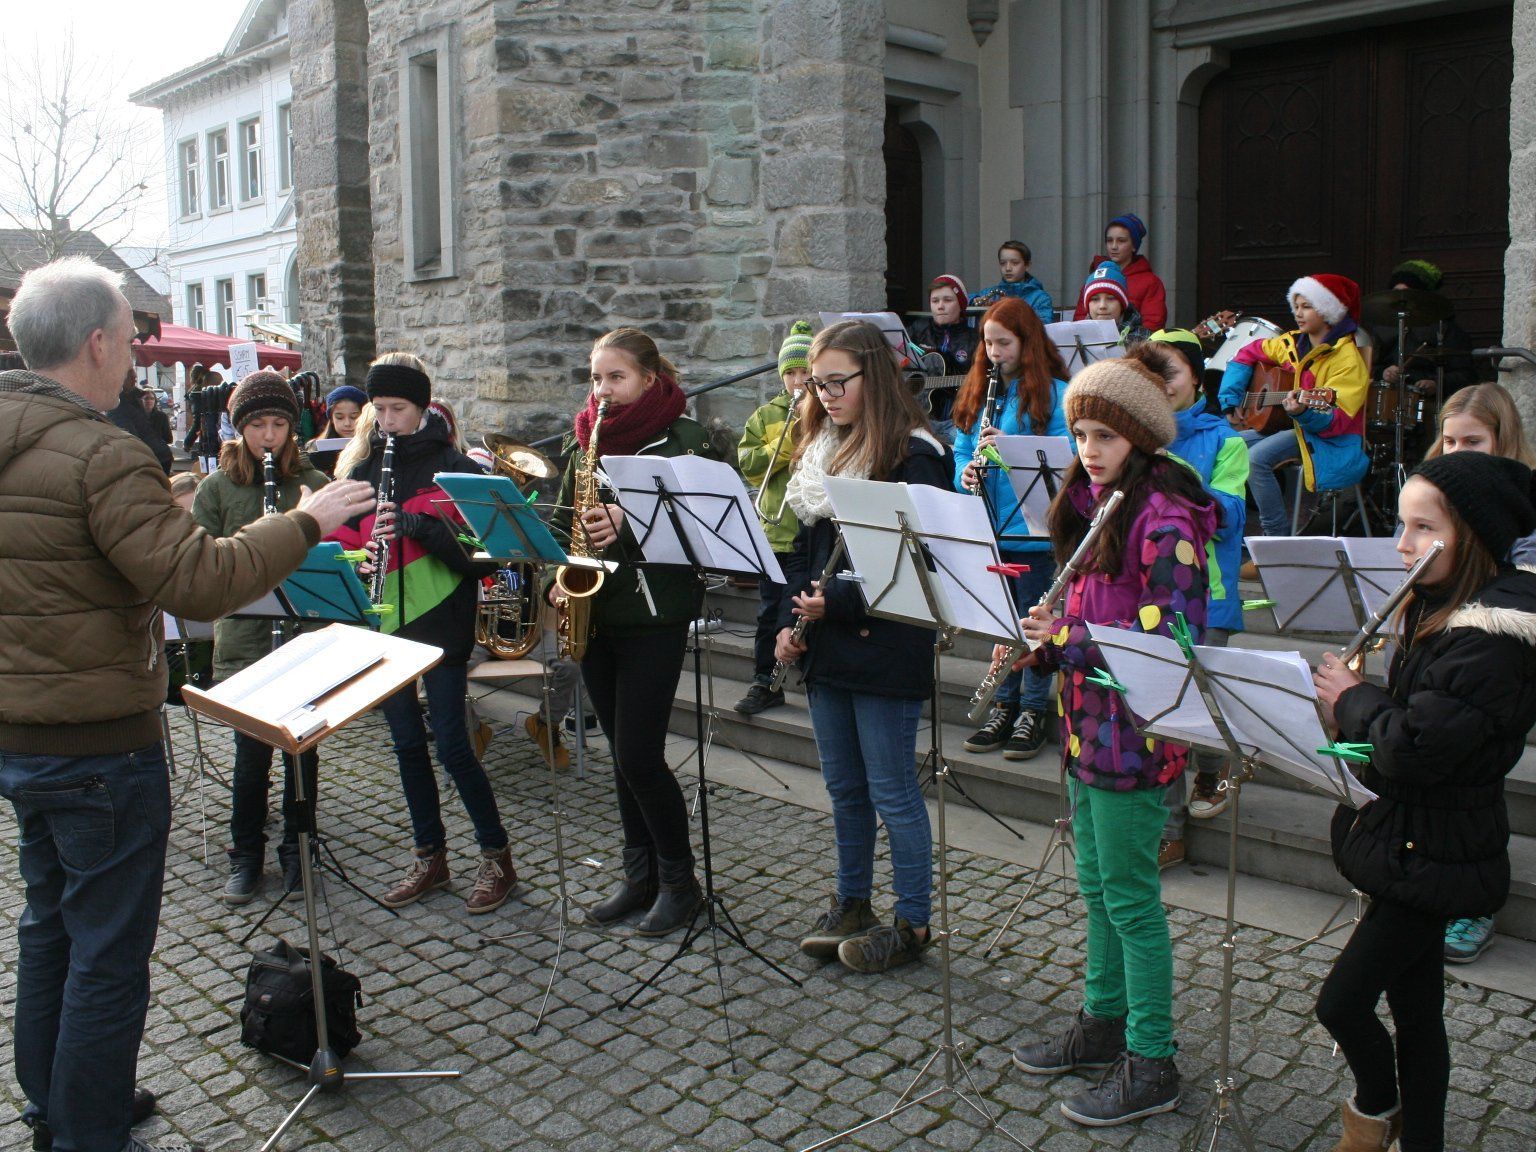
[776, 320, 953, 973]
[327, 354, 518, 916]
[544, 327, 717, 937]
[193, 371, 329, 904]
[1313, 451, 1536, 1152]
[1009, 358, 1215, 1127]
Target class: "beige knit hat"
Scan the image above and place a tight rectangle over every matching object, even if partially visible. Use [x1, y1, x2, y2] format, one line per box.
[1064, 358, 1177, 454]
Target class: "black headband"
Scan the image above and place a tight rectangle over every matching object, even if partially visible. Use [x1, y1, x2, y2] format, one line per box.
[364, 363, 431, 408]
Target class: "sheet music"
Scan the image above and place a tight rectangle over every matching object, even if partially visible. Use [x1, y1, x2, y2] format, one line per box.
[904, 484, 1024, 643]
[991, 435, 1076, 536]
[823, 477, 933, 627]
[202, 626, 386, 738]
[1044, 319, 1123, 372]
[1246, 536, 1364, 634]
[818, 311, 908, 354]
[309, 437, 350, 453]
[1088, 625, 1375, 806]
[434, 471, 568, 563]
[1341, 537, 1409, 620]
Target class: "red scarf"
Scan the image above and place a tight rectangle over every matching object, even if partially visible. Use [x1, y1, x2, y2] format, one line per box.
[574, 373, 687, 457]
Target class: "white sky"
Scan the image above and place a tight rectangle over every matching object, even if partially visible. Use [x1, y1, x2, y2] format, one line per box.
[3, 0, 251, 246]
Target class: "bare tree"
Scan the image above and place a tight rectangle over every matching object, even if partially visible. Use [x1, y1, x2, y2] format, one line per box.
[0, 37, 155, 267]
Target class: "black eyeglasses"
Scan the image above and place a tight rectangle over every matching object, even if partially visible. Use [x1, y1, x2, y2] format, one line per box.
[809, 371, 863, 398]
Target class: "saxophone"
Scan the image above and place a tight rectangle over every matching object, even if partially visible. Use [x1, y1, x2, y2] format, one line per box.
[554, 399, 609, 660]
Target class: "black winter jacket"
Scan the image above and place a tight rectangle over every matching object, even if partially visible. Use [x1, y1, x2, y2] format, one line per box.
[779, 432, 954, 700]
[1331, 568, 1536, 918]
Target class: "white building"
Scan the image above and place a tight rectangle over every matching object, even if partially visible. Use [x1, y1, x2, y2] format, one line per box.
[131, 0, 297, 341]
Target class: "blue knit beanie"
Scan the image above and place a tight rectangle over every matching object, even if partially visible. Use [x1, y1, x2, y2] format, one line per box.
[1108, 212, 1148, 251]
[325, 384, 368, 411]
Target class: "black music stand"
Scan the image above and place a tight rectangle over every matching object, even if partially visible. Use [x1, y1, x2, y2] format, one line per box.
[1088, 623, 1375, 1152]
[600, 454, 801, 1047]
[801, 477, 1031, 1152]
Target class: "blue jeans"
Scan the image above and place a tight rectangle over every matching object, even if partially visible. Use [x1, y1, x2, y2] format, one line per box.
[1242, 428, 1302, 537]
[994, 555, 1056, 713]
[380, 662, 508, 854]
[0, 744, 171, 1152]
[806, 685, 931, 926]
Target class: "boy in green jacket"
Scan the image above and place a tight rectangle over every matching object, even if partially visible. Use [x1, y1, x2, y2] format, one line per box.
[734, 320, 812, 714]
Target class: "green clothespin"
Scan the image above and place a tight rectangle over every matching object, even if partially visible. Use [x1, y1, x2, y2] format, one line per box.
[527, 489, 540, 504]
[456, 532, 486, 551]
[1169, 611, 1196, 660]
[1086, 668, 1128, 694]
[979, 444, 1005, 467]
[335, 549, 367, 563]
[1318, 741, 1372, 764]
[1242, 598, 1276, 612]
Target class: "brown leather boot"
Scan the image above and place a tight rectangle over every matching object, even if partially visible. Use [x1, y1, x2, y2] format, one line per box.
[523, 713, 570, 771]
[380, 847, 450, 909]
[1330, 1097, 1402, 1152]
[466, 847, 518, 914]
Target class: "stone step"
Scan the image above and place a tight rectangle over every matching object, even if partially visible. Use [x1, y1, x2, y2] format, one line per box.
[471, 661, 1536, 942]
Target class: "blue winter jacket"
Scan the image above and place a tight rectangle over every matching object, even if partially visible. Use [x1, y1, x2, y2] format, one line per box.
[950, 376, 1071, 554]
[970, 276, 1056, 326]
[1168, 403, 1249, 633]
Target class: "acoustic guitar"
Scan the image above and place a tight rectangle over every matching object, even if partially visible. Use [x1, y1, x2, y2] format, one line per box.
[1236, 363, 1335, 435]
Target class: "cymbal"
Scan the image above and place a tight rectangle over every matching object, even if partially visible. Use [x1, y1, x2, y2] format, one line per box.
[1360, 287, 1453, 328]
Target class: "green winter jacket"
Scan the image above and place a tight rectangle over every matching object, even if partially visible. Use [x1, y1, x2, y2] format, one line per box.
[737, 390, 800, 553]
[545, 417, 718, 635]
[193, 459, 330, 680]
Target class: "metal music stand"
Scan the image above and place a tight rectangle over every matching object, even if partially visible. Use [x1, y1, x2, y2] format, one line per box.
[600, 456, 802, 1049]
[1089, 624, 1376, 1152]
[801, 477, 1032, 1152]
[183, 626, 460, 1151]
[434, 471, 598, 1032]
[164, 613, 227, 866]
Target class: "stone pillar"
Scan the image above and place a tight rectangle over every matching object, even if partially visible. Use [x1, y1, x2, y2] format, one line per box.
[1504, 0, 1536, 427]
[291, 0, 376, 386]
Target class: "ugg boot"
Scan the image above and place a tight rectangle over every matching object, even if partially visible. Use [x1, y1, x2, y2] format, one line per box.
[587, 846, 657, 925]
[635, 856, 703, 937]
[1330, 1097, 1402, 1152]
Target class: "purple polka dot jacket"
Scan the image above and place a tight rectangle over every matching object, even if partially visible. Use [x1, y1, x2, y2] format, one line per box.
[1035, 477, 1218, 792]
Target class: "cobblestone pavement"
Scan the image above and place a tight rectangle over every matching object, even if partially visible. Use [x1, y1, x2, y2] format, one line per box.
[3, 709, 1534, 1151]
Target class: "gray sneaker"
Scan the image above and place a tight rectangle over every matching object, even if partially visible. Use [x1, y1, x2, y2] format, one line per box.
[800, 896, 879, 960]
[123, 1138, 208, 1152]
[220, 862, 262, 906]
[1059, 1051, 1181, 1127]
[1013, 1009, 1126, 1074]
[837, 916, 929, 973]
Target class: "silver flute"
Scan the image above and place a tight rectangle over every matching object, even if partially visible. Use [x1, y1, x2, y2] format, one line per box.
[966, 489, 1125, 722]
[1338, 540, 1444, 667]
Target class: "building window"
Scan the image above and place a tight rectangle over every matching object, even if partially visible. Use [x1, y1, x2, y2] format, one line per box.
[277, 103, 294, 192]
[247, 273, 267, 328]
[186, 283, 205, 330]
[215, 279, 235, 335]
[208, 129, 229, 210]
[178, 140, 200, 217]
[239, 118, 262, 202]
[400, 28, 457, 280]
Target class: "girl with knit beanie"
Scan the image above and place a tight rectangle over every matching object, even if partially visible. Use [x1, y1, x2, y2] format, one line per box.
[1009, 357, 1216, 1127]
[1072, 213, 1167, 331]
[304, 383, 367, 477]
[777, 321, 952, 975]
[1077, 262, 1149, 346]
[1313, 452, 1536, 1152]
[326, 353, 519, 917]
[192, 370, 330, 905]
[541, 327, 718, 937]
[734, 319, 813, 714]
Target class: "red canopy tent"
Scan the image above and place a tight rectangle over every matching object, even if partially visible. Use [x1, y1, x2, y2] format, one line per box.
[135, 323, 302, 372]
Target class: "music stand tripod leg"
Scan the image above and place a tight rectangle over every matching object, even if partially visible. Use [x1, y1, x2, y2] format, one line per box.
[985, 768, 1075, 957]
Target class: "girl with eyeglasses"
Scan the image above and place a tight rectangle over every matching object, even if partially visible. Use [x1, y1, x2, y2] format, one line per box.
[775, 320, 954, 974]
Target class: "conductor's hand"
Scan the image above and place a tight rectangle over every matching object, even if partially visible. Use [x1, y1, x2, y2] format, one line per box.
[580, 503, 624, 549]
[1020, 605, 1056, 646]
[791, 583, 827, 622]
[296, 480, 375, 537]
[775, 626, 807, 664]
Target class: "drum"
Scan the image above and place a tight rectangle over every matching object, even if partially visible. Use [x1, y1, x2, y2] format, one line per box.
[1367, 382, 1430, 428]
[1206, 317, 1285, 372]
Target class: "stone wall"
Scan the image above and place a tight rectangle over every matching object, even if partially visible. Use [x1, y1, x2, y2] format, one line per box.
[1505, 0, 1536, 427]
[295, 0, 886, 444]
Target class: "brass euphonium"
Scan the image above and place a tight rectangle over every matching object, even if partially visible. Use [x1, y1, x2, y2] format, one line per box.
[554, 399, 609, 660]
[474, 435, 558, 661]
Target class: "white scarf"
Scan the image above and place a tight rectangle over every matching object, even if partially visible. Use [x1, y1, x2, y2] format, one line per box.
[785, 424, 944, 524]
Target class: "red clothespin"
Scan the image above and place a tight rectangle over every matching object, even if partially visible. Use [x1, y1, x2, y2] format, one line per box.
[987, 563, 1032, 577]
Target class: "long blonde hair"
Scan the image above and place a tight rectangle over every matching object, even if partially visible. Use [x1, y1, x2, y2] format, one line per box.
[334, 402, 379, 480]
[1423, 382, 1536, 466]
[791, 321, 930, 481]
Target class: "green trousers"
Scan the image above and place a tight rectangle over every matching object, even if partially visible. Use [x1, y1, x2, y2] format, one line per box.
[1071, 778, 1176, 1058]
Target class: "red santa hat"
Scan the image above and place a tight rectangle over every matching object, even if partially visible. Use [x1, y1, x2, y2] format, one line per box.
[1287, 274, 1360, 325]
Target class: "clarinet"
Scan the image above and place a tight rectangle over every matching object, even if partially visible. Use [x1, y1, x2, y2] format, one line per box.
[1338, 540, 1445, 669]
[369, 434, 397, 608]
[966, 365, 1001, 495]
[966, 489, 1126, 722]
[262, 451, 283, 650]
[768, 537, 847, 692]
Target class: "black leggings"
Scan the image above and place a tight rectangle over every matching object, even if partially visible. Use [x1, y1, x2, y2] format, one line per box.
[581, 626, 692, 865]
[1315, 898, 1448, 1152]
